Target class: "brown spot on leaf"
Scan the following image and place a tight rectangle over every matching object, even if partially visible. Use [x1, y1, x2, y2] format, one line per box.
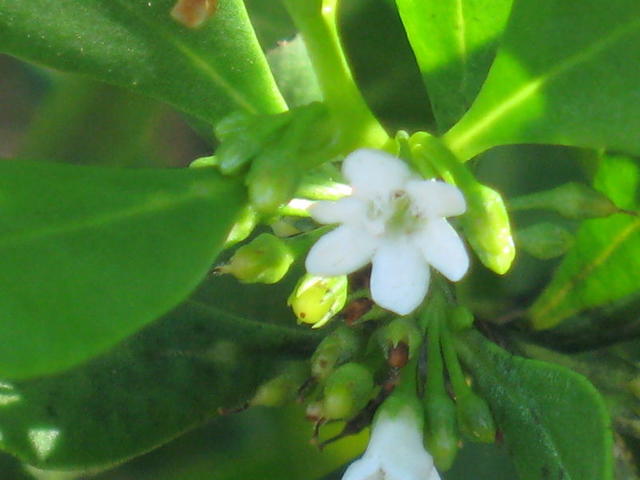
[171, 0, 217, 29]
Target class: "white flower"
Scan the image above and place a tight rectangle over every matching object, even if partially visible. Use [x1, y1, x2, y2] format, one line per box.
[305, 149, 469, 315]
[342, 402, 441, 480]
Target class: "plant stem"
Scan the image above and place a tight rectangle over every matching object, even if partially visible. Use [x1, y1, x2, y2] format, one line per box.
[441, 323, 471, 399]
[421, 294, 447, 396]
[280, 0, 388, 151]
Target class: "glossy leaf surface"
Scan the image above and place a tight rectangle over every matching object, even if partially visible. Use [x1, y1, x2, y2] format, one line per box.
[530, 155, 640, 329]
[456, 330, 613, 480]
[0, 160, 244, 379]
[0, 0, 286, 125]
[444, 0, 640, 159]
[395, 0, 513, 131]
[0, 279, 319, 469]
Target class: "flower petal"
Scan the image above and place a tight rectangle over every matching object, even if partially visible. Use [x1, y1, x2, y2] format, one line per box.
[414, 219, 469, 281]
[342, 149, 413, 199]
[310, 197, 367, 225]
[341, 457, 383, 480]
[370, 239, 430, 315]
[305, 225, 378, 276]
[405, 179, 466, 218]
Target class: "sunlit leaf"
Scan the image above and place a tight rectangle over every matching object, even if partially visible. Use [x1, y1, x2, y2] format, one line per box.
[530, 155, 640, 329]
[395, 0, 513, 131]
[0, 0, 286, 125]
[444, 0, 640, 160]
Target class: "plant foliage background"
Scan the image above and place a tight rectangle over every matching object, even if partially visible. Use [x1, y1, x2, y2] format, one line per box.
[0, 0, 639, 479]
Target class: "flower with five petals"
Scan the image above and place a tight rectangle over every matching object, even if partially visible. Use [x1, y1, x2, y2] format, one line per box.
[305, 149, 469, 315]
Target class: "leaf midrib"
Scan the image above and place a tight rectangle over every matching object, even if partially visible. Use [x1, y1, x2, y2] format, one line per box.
[0, 186, 212, 249]
[445, 16, 640, 157]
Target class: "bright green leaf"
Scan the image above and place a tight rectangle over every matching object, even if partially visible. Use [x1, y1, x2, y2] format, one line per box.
[444, 0, 640, 160]
[0, 160, 245, 379]
[530, 155, 640, 329]
[456, 330, 613, 480]
[0, 281, 320, 469]
[0, 0, 286, 125]
[395, 0, 513, 132]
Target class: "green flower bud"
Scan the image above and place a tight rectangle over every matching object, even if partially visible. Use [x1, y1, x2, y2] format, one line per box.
[456, 392, 496, 443]
[214, 111, 254, 141]
[378, 317, 423, 363]
[250, 362, 308, 408]
[311, 326, 362, 380]
[424, 394, 459, 471]
[509, 182, 620, 219]
[219, 233, 294, 284]
[448, 305, 474, 332]
[216, 111, 292, 175]
[188, 155, 219, 169]
[288, 273, 348, 328]
[410, 132, 515, 275]
[224, 205, 257, 247]
[322, 362, 374, 420]
[516, 222, 574, 260]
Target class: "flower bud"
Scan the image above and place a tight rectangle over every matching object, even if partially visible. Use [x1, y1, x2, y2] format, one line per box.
[509, 182, 620, 219]
[410, 132, 515, 275]
[224, 205, 257, 247]
[516, 222, 574, 260]
[424, 394, 459, 471]
[448, 305, 474, 332]
[311, 326, 362, 380]
[322, 362, 374, 420]
[377, 317, 423, 363]
[219, 233, 294, 284]
[188, 155, 219, 169]
[456, 392, 496, 443]
[216, 111, 292, 175]
[288, 274, 348, 328]
[250, 362, 308, 408]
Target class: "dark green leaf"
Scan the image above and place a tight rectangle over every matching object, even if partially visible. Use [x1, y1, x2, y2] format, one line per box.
[0, 280, 320, 469]
[444, 0, 640, 160]
[395, 0, 513, 131]
[530, 155, 640, 329]
[0, 0, 286, 125]
[456, 330, 613, 480]
[0, 160, 244, 379]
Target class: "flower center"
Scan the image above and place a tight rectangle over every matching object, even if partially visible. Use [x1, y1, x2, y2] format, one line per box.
[365, 190, 421, 237]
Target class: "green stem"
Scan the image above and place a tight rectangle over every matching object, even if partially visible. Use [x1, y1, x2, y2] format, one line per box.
[280, 0, 388, 151]
[441, 323, 471, 399]
[422, 296, 447, 396]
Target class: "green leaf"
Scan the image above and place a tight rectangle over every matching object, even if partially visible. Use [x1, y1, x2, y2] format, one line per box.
[0, 280, 320, 470]
[20, 76, 162, 167]
[456, 330, 613, 480]
[530, 155, 640, 329]
[267, 35, 322, 108]
[443, 0, 640, 160]
[0, 0, 286, 125]
[395, 0, 513, 132]
[0, 160, 245, 379]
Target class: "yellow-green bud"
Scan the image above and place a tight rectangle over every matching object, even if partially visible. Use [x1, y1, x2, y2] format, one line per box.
[456, 392, 496, 443]
[509, 182, 620, 219]
[516, 222, 574, 260]
[188, 155, 219, 169]
[311, 326, 362, 380]
[322, 362, 374, 420]
[220, 233, 294, 284]
[378, 317, 423, 362]
[424, 394, 459, 471]
[448, 306, 474, 332]
[224, 205, 257, 247]
[410, 132, 515, 275]
[288, 274, 348, 328]
[250, 362, 308, 408]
